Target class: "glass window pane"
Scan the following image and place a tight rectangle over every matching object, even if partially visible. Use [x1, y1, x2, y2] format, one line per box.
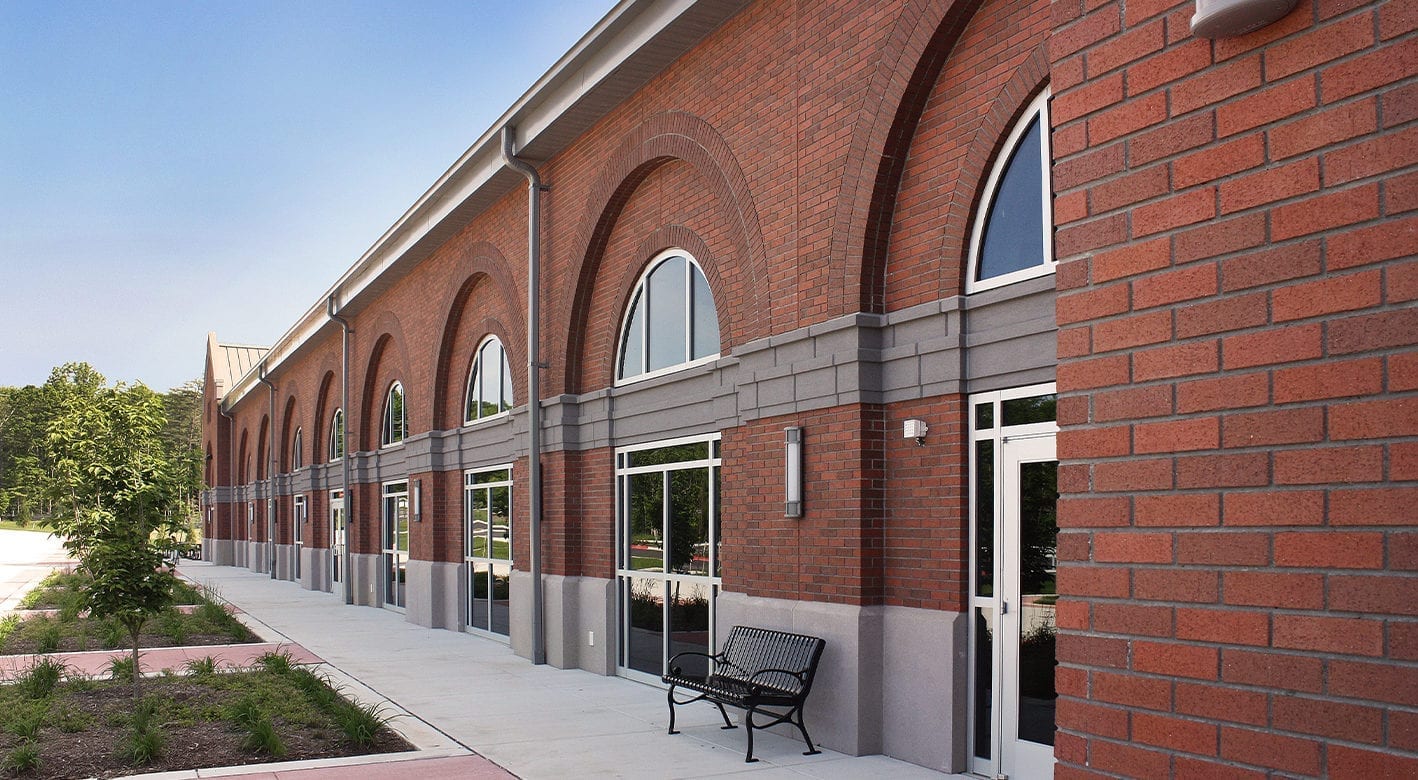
[619, 290, 645, 379]
[975, 440, 994, 597]
[668, 583, 710, 677]
[978, 116, 1045, 282]
[625, 577, 665, 676]
[490, 486, 512, 560]
[691, 265, 719, 361]
[471, 489, 489, 558]
[973, 606, 994, 760]
[471, 563, 490, 631]
[499, 347, 514, 412]
[628, 473, 664, 571]
[467, 357, 483, 421]
[668, 469, 709, 575]
[1017, 460, 1058, 746]
[629, 442, 708, 468]
[490, 563, 512, 636]
[975, 402, 994, 430]
[1002, 394, 1057, 427]
[647, 256, 687, 372]
[473, 468, 511, 484]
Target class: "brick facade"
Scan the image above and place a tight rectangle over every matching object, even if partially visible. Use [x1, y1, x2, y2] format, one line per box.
[200, 0, 1415, 774]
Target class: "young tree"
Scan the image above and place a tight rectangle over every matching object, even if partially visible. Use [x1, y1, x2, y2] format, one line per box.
[45, 379, 183, 698]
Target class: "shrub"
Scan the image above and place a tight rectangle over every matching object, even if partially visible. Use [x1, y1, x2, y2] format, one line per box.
[0, 614, 20, 651]
[157, 610, 189, 644]
[119, 698, 165, 765]
[99, 618, 126, 649]
[0, 741, 40, 774]
[184, 656, 218, 676]
[240, 715, 286, 757]
[107, 655, 137, 683]
[32, 618, 62, 654]
[15, 657, 66, 699]
[51, 704, 92, 733]
[257, 650, 295, 676]
[2, 702, 46, 739]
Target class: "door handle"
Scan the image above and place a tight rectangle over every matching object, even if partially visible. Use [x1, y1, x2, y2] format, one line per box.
[1001, 600, 1009, 615]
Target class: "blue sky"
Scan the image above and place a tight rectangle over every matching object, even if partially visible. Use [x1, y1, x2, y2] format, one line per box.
[0, 0, 617, 391]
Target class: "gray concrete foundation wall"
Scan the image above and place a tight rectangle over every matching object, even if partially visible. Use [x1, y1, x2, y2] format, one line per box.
[206, 539, 234, 566]
[350, 553, 381, 607]
[715, 592, 969, 773]
[406, 560, 462, 629]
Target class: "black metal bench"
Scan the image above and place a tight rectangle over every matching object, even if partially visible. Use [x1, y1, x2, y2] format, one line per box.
[663, 625, 827, 763]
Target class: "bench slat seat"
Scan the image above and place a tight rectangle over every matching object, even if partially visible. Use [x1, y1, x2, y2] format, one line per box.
[663, 625, 826, 763]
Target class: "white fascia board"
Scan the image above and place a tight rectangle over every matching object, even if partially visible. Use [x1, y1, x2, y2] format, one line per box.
[224, 0, 717, 411]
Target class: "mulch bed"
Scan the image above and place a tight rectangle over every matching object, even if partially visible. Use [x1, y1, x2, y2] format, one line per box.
[0, 675, 413, 780]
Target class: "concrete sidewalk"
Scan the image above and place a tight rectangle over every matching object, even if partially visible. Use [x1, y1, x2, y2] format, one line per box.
[177, 562, 963, 780]
[0, 528, 71, 614]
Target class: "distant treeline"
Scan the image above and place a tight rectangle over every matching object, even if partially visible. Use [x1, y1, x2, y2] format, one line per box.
[0, 362, 203, 531]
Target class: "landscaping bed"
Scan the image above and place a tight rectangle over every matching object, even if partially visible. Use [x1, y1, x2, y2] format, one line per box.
[0, 572, 257, 655]
[0, 653, 412, 779]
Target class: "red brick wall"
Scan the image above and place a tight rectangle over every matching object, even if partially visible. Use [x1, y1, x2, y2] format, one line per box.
[1050, 0, 1418, 774]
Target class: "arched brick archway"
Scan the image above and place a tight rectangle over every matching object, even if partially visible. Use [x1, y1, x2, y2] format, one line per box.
[431, 243, 526, 430]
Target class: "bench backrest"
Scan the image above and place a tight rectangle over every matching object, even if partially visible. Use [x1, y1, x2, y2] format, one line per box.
[717, 625, 827, 697]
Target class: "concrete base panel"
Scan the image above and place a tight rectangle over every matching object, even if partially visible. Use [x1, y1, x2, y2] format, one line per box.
[300, 547, 325, 592]
[206, 539, 234, 566]
[715, 592, 968, 772]
[406, 560, 462, 629]
[350, 553, 381, 606]
[247, 542, 268, 574]
[232, 542, 248, 569]
[536, 575, 615, 674]
[273, 544, 297, 582]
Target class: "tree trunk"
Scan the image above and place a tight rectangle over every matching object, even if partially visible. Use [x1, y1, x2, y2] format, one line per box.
[129, 622, 142, 701]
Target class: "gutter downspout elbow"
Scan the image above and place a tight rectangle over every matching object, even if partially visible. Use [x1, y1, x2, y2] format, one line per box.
[501, 125, 546, 666]
[327, 293, 356, 606]
[257, 362, 278, 580]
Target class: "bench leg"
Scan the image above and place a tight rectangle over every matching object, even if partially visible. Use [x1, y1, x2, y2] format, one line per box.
[793, 707, 821, 756]
[744, 707, 759, 763]
[667, 687, 679, 735]
[714, 700, 736, 729]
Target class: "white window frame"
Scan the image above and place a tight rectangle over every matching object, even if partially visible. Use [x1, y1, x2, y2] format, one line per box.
[291, 427, 303, 471]
[328, 409, 344, 462]
[613, 433, 722, 684]
[614, 249, 721, 386]
[965, 90, 1054, 295]
[464, 336, 513, 425]
[381, 381, 406, 448]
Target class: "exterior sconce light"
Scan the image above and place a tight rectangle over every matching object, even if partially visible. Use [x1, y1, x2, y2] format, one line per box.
[412, 478, 422, 522]
[905, 419, 929, 446]
[785, 427, 803, 518]
[1191, 0, 1298, 38]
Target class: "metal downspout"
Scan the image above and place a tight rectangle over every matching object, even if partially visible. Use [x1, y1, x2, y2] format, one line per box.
[328, 294, 355, 606]
[218, 403, 235, 565]
[501, 125, 546, 666]
[257, 362, 277, 579]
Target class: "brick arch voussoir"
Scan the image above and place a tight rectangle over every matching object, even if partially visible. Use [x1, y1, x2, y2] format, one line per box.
[559, 111, 768, 394]
[256, 416, 270, 480]
[432, 243, 525, 430]
[312, 360, 339, 463]
[358, 313, 414, 451]
[829, 0, 986, 314]
[278, 390, 300, 473]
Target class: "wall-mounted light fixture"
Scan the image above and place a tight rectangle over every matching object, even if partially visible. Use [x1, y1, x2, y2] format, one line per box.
[412, 478, 422, 522]
[905, 419, 929, 446]
[1191, 0, 1297, 38]
[785, 427, 803, 518]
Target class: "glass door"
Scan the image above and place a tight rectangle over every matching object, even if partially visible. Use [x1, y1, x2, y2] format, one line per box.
[970, 387, 1058, 779]
[293, 495, 306, 581]
[330, 489, 345, 592]
[464, 466, 513, 638]
[382, 481, 409, 609]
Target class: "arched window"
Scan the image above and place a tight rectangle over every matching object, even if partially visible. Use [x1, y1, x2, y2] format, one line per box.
[382, 382, 407, 447]
[328, 409, 344, 461]
[967, 90, 1053, 293]
[616, 250, 720, 382]
[291, 427, 303, 471]
[465, 336, 513, 423]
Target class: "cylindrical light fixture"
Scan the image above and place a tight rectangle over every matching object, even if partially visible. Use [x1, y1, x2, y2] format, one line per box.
[1191, 0, 1298, 38]
[785, 427, 803, 518]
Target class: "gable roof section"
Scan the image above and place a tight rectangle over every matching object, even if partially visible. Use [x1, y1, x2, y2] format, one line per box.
[207, 332, 268, 402]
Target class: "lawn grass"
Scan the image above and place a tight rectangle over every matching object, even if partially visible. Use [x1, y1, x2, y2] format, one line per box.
[0, 651, 408, 779]
[0, 520, 53, 534]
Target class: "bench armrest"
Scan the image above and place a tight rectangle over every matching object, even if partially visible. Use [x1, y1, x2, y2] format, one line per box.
[667, 650, 721, 676]
[746, 666, 809, 695]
